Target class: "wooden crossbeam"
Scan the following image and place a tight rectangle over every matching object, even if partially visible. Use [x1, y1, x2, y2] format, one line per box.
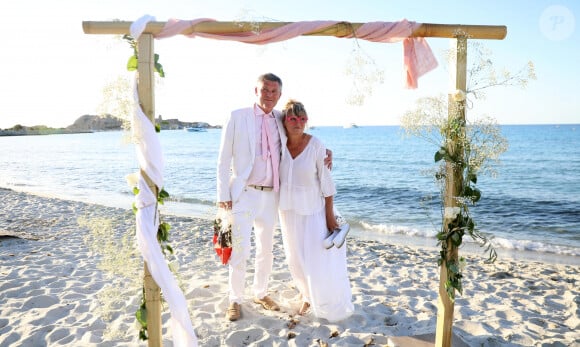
[82, 20, 507, 40]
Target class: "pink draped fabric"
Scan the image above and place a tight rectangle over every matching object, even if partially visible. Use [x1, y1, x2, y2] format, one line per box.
[151, 18, 438, 88]
[347, 20, 416, 43]
[403, 37, 438, 89]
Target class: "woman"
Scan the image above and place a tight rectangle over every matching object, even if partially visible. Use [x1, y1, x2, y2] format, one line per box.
[278, 99, 354, 322]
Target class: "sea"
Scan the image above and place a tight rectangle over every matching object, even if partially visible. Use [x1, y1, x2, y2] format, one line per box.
[1, 124, 579, 265]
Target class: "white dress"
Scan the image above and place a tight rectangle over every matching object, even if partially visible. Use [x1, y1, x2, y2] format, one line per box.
[279, 136, 354, 322]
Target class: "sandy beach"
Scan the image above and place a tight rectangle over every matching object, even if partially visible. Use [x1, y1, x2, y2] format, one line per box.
[0, 187, 578, 347]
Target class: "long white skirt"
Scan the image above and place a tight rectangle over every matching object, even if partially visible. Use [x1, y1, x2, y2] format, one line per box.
[280, 208, 354, 322]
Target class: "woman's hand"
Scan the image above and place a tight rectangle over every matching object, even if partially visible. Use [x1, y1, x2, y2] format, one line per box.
[324, 196, 337, 231]
[326, 212, 339, 232]
[324, 149, 333, 170]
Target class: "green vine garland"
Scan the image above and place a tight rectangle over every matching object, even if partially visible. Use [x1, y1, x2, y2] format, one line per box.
[123, 34, 165, 78]
[132, 186, 173, 341]
[401, 91, 508, 302]
[123, 34, 171, 340]
[434, 114, 497, 300]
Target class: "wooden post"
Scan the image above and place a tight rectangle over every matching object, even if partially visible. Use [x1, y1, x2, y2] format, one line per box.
[137, 34, 163, 347]
[435, 36, 467, 347]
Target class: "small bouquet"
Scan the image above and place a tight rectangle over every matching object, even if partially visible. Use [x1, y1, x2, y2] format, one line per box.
[213, 209, 233, 265]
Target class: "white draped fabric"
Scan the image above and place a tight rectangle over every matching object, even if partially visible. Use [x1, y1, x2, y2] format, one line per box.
[131, 82, 197, 346]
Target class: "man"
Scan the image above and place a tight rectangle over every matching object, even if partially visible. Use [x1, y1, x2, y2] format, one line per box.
[216, 73, 286, 321]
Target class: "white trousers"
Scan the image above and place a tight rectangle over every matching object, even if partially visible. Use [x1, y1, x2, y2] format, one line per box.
[228, 186, 279, 304]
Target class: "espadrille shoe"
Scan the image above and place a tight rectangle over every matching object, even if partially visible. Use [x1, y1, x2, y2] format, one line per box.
[226, 302, 241, 321]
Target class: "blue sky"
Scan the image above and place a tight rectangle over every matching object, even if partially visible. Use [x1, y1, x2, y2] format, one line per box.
[0, 0, 578, 128]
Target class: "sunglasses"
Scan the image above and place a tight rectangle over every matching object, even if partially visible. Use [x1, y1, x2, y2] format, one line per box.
[286, 115, 308, 123]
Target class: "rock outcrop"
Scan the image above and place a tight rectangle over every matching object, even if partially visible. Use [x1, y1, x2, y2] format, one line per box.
[66, 115, 123, 132]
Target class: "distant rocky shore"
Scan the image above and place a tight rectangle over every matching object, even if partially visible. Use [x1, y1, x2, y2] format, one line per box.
[0, 115, 219, 136]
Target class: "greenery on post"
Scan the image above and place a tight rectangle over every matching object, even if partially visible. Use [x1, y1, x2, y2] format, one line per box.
[131, 184, 174, 341]
[122, 35, 172, 340]
[401, 42, 535, 300]
[97, 35, 166, 132]
[123, 34, 165, 78]
[122, 34, 165, 132]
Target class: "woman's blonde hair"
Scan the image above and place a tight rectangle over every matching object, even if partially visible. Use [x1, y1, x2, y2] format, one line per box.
[282, 99, 307, 119]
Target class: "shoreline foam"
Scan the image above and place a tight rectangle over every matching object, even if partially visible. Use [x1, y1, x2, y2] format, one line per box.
[2, 182, 579, 265]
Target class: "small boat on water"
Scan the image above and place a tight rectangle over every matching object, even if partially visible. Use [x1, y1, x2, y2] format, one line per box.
[185, 127, 207, 132]
[343, 123, 359, 129]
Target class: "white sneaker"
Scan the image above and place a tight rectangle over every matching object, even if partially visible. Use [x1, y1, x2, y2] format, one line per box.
[323, 210, 349, 249]
[323, 230, 338, 249]
[335, 212, 347, 226]
[333, 222, 350, 248]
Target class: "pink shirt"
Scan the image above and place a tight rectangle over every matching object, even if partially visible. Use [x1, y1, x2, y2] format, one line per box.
[247, 105, 281, 187]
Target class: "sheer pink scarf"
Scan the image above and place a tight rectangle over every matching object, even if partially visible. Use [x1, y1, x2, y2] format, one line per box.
[132, 17, 438, 88]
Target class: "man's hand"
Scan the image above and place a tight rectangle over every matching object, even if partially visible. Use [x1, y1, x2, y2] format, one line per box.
[324, 149, 333, 170]
[218, 201, 232, 210]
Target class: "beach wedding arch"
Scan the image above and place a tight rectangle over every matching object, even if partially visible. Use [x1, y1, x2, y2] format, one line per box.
[83, 16, 508, 347]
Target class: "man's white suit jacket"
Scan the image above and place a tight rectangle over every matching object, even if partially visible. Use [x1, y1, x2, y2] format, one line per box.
[217, 107, 287, 204]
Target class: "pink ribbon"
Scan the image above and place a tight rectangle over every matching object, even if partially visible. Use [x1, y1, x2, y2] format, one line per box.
[261, 114, 279, 192]
[149, 18, 438, 89]
[261, 115, 269, 161]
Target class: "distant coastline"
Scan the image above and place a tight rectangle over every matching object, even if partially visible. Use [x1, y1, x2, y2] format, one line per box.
[0, 127, 92, 136]
[0, 114, 220, 136]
